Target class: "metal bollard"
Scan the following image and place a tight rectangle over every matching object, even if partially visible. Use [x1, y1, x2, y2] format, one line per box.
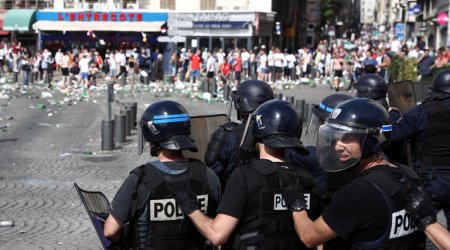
[114, 114, 126, 143]
[202, 81, 209, 93]
[122, 108, 132, 136]
[127, 102, 138, 128]
[101, 119, 115, 150]
[13, 72, 18, 83]
[295, 100, 306, 120]
[289, 96, 295, 104]
[304, 103, 311, 123]
[223, 84, 231, 101]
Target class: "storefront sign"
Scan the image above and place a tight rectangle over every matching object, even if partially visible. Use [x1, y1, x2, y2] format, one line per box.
[36, 11, 167, 22]
[192, 13, 229, 22]
[192, 21, 248, 29]
[57, 12, 142, 21]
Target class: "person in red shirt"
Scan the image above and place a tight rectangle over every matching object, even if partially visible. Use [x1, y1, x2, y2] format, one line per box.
[220, 60, 231, 87]
[190, 49, 201, 88]
[233, 53, 242, 88]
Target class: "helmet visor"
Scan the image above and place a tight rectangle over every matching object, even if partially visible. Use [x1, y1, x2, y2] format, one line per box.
[304, 107, 322, 143]
[316, 123, 367, 172]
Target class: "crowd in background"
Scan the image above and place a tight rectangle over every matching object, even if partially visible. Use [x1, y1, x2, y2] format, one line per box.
[0, 36, 446, 95]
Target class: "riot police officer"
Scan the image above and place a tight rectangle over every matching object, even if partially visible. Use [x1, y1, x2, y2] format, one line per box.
[286, 93, 354, 190]
[354, 73, 389, 110]
[284, 98, 425, 249]
[169, 100, 323, 249]
[383, 68, 450, 229]
[205, 79, 274, 188]
[103, 100, 221, 249]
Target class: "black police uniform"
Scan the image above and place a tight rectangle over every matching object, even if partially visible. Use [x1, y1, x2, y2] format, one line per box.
[384, 96, 450, 228]
[205, 119, 257, 187]
[322, 165, 424, 249]
[109, 159, 221, 249]
[218, 159, 322, 250]
[205, 80, 274, 188]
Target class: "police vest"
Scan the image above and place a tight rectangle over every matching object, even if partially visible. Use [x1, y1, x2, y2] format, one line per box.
[232, 159, 320, 250]
[420, 100, 450, 166]
[356, 165, 425, 249]
[132, 160, 210, 250]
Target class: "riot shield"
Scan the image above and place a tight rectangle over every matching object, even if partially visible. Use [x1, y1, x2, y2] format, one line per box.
[74, 183, 115, 250]
[183, 114, 228, 160]
[387, 80, 417, 114]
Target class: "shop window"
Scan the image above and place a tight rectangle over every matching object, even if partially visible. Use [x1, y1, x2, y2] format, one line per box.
[200, 0, 216, 10]
[161, 0, 175, 10]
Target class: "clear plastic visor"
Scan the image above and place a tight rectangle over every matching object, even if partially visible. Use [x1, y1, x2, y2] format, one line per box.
[316, 123, 367, 172]
[304, 111, 322, 143]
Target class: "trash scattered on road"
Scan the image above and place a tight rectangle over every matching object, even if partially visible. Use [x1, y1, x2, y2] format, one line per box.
[41, 91, 53, 98]
[37, 122, 53, 127]
[60, 152, 72, 157]
[0, 220, 14, 227]
[82, 150, 93, 155]
[35, 104, 46, 109]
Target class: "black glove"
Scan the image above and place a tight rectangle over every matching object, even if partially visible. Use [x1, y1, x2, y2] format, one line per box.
[282, 185, 307, 213]
[166, 181, 199, 215]
[405, 185, 437, 230]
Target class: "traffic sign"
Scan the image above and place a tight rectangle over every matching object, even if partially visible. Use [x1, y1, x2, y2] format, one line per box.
[395, 23, 405, 41]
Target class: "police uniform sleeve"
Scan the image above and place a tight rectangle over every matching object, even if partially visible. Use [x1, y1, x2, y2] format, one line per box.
[205, 167, 222, 216]
[204, 127, 228, 175]
[109, 172, 141, 225]
[383, 106, 426, 159]
[322, 179, 388, 240]
[217, 167, 248, 219]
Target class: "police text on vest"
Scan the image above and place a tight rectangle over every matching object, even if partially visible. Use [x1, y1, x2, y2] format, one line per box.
[149, 194, 208, 221]
[273, 193, 310, 210]
[389, 209, 417, 239]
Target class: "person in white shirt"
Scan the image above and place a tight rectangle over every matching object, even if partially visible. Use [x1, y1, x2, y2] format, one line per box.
[206, 53, 217, 93]
[55, 49, 64, 74]
[241, 48, 250, 78]
[108, 51, 117, 79]
[267, 49, 274, 82]
[79, 54, 91, 88]
[115, 50, 127, 80]
[216, 48, 226, 68]
[257, 49, 268, 82]
[273, 48, 284, 81]
[285, 49, 297, 81]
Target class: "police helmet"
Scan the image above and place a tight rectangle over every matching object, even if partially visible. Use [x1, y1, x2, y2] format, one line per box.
[137, 100, 197, 156]
[432, 68, 450, 94]
[232, 80, 274, 116]
[355, 74, 387, 100]
[305, 94, 354, 141]
[253, 100, 307, 153]
[317, 98, 391, 172]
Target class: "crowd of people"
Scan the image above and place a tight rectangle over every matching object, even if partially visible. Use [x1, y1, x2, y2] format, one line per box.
[0, 41, 165, 92]
[2, 35, 449, 99]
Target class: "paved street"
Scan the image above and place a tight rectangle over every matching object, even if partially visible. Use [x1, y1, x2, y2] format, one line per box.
[0, 81, 336, 249]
